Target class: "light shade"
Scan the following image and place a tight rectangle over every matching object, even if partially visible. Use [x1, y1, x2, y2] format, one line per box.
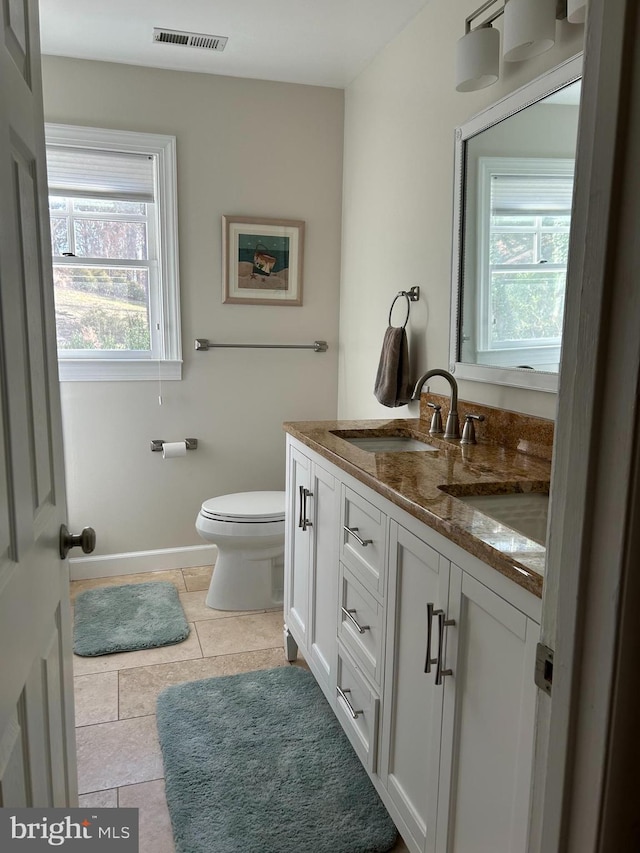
[503, 0, 556, 63]
[567, 0, 588, 24]
[455, 26, 500, 92]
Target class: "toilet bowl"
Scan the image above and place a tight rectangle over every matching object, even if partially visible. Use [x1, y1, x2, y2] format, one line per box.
[195, 491, 285, 611]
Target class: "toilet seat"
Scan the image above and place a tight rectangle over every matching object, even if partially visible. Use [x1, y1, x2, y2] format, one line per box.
[199, 491, 285, 524]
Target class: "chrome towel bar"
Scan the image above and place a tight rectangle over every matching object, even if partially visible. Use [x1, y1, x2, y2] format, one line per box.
[195, 338, 328, 352]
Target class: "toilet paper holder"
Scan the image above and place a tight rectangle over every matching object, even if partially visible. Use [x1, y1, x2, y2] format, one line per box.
[150, 439, 198, 452]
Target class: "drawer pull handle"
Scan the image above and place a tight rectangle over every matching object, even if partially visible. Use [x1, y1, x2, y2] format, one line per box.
[343, 525, 373, 547]
[336, 686, 363, 719]
[302, 487, 313, 531]
[341, 606, 370, 634]
[424, 602, 441, 673]
[435, 610, 456, 686]
[298, 486, 313, 531]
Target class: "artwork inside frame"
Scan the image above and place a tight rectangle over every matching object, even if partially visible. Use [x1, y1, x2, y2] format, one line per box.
[222, 215, 305, 306]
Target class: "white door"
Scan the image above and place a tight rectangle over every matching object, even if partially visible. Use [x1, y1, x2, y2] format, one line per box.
[380, 521, 450, 853]
[284, 444, 312, 647]
[307, 461, 339, 698]
[0, 0, 78, 806]
[437, 566, 538, 853]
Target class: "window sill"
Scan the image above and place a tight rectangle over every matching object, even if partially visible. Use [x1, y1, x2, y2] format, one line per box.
[453, 361, 558, 393]
[58, 359, 182, 382]
[475, 345, 561, 370]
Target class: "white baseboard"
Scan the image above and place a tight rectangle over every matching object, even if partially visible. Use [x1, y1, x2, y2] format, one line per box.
[69, 544, 217, 581]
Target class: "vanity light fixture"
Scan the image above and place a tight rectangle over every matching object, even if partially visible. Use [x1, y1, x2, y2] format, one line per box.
[567, 0, 588, 24]
[456, 0, 505, 92]
[456, 23, 501, 92]
[456, 0, 582, 93]
[503, 0, 556, 62]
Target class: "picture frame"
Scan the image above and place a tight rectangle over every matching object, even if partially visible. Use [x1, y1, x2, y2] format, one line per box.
[222, 215, 305, 306]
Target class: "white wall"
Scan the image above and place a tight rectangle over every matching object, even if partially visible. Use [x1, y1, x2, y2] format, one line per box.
[338, 2, 584, 421]
[42, 56, 344, 559]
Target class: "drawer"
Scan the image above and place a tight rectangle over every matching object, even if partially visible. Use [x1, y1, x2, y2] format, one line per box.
[335, 645, 380, 773]
[338, 564, 384, 687]
[341, 485, 387, 598]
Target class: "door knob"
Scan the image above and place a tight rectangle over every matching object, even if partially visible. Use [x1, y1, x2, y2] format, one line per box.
[59, 525, 96, 560]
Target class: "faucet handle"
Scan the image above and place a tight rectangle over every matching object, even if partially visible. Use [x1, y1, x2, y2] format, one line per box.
[460, 413, 485, 445]
[427, 402, 443, 435]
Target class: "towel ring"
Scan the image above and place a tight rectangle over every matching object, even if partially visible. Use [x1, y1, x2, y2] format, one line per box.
[388, 286, 420, 329]
[389, 293, 410, 329]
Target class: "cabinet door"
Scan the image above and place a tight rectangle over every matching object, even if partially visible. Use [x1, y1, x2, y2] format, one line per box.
[307, 462, 339, 699]
[437, 566, 538, 853]
[380, 521, 451, 853]
[284, 446, 312, 648]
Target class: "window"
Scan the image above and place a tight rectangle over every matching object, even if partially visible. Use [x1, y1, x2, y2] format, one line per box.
[45, 125, 181, 381]
[476, 157, 574, 371]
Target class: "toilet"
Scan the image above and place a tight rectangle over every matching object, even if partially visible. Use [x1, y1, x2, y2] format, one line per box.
[195, 491, 286, 611]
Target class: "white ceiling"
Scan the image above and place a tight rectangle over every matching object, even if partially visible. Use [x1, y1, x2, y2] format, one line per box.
[38, 0, 430, 89]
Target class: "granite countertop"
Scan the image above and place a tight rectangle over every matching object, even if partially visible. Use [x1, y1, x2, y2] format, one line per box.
[283, 415, 551, 598]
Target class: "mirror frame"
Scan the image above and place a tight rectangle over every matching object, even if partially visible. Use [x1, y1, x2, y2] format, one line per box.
[449, 53, 583, 394]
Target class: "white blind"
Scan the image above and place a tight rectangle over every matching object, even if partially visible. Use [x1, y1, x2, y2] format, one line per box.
[46, 146, 155, 202]
[491, 173, 574, 216]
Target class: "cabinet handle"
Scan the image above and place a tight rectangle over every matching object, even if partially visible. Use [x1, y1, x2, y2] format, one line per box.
[303, 489, 313, 530]
[424, 602, 441, 673]
[341, 606, 370, 634]
[435, 610, 456, 686]
[298, 486, 313, 531]
[343, 525, 373, 547]
[336, 686, 363, 719]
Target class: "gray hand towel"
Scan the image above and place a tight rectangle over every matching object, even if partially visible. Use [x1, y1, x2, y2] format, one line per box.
[374, 326, 412, 407]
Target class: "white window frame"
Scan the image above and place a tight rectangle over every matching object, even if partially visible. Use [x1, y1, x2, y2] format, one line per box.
[45, 124, 182, 381]
[476, 156, 574, 369]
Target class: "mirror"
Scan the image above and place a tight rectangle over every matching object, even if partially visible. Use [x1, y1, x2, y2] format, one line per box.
[450, 55, 582, 393]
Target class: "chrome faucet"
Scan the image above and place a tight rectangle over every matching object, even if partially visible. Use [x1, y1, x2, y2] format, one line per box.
[411, 368, 460, 439]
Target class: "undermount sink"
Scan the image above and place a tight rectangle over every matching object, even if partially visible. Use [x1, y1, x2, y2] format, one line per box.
[339, 435, 439, 453]
[458, 492, 549, 545]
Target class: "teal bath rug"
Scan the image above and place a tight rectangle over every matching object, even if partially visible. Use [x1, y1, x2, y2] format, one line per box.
[73, 581, 190, 656]
[156, 666, 398, 853]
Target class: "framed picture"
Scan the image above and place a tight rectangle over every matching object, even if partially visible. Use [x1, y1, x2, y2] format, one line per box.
[222, 215, 305, 306]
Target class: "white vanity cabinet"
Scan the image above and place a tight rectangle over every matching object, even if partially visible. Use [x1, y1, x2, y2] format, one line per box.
[379, 522, 450, 852]
[436, 566, 539, 853]
[380, 518, 539, 853]
[285, 446, 312, 650]
[335, 486, 388, 773]
[283, 434, 541, 853]
[284, 443, 340, 703]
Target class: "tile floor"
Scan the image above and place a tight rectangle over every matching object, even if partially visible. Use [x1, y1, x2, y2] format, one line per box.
[71, 565, 409, 852]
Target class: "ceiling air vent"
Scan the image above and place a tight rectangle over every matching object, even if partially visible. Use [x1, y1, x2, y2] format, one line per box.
[153, 28, 228, 52]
